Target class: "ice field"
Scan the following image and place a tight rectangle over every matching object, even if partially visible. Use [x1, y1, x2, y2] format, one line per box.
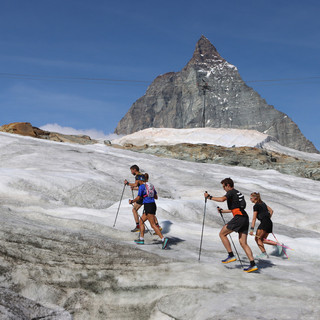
[0, 131, 319, 319]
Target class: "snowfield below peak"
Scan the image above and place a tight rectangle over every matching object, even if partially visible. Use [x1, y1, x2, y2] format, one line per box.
[111, 127, 274, 148]
[112, 127, 320, 162]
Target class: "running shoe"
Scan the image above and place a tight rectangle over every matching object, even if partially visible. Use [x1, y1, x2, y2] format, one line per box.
[131, 226, 140, 232]
[162, 238, 169, 249]
[134, 239, 144, 245]
[276, 243, 283, 255]
[243, 265, 258, 273]
[221, 256, 237, 264]
[255, 252, 269, 259]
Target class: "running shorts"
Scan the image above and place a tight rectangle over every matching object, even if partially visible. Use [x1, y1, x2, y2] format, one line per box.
[226, 215, 249, 234]
[144, 202, 157, 215]
[257, 218, 273, 233]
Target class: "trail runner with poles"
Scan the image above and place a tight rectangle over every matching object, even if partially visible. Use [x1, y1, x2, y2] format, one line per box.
[124, 165, 162, 233]
[249, 192, 285, 257]
[204, 178, 258, 273]
[129, 173, 168, 250]
[124, 165, 146, 232]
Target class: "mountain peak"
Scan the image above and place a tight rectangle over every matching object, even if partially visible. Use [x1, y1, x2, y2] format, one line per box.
[190, 35, 224, 64]
[115, 36, 319, 154]
[198, 35, 216, 50]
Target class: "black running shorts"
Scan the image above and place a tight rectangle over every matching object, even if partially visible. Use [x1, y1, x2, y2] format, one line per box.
[144, 202, 157, 215]
[226, 215, 249, 234]
[257, 218, 273, 233]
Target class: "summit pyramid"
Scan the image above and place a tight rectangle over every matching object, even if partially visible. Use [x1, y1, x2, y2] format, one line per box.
[115, 36, 318, 153]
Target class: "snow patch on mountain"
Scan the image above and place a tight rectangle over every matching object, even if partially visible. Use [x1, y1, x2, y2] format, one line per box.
[112, 127, 275, 148]
[111, 127, 320, 162]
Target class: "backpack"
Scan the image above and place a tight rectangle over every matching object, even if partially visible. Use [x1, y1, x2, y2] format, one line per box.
[237, 191, 246, 209]
[144, 182, 155, 198]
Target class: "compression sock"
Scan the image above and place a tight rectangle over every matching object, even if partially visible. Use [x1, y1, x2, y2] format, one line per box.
[228, 252, 234, 257]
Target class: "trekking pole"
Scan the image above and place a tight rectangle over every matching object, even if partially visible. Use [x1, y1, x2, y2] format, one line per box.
[131, 189, 153, 236]
[198, 192, 208, 261]
[217, 206, 243, 268]
[113, 183, 126, 228]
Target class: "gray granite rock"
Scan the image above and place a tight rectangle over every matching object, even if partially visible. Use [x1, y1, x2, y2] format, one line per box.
[115, 36, 318, 153]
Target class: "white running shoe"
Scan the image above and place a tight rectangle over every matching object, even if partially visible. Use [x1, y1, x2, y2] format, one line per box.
[276, 243, 283, 255]
[255, 252, 269, 259]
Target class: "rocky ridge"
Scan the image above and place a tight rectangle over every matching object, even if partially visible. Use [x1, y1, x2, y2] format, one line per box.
[111, 143, 320, 181]
[115, 35, 318, 154]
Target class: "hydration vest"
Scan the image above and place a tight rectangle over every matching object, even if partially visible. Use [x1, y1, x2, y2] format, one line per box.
[143, 182, 155, 198]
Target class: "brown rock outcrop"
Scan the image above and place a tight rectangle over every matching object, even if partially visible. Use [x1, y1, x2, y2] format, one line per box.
[0, 122, 98, 145]
[0, 122, 49, 137]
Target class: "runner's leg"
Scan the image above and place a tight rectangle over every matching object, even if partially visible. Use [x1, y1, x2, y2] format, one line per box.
[219, 225, 233, 252]
[146, 214, 163, 239]
[133, 203, 142, 224]
[139, 213, 147, 238]
[239, 232, 254, 261]
[256, 229, 268, 252]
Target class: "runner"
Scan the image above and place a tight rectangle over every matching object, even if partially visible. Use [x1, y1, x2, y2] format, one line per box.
[249, 192, 281, 257]
[204, 178, 258, 272]
[124, 165, 162, 232]
[129, 174, 168, 249]
[124, 165, 146, 232]
[143, 173, 162, 234]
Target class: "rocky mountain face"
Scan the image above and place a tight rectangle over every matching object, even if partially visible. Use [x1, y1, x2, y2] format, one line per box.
[115, 36, 318, 154]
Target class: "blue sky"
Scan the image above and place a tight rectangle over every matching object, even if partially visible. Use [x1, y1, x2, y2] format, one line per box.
[0, 0, 319, 149]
